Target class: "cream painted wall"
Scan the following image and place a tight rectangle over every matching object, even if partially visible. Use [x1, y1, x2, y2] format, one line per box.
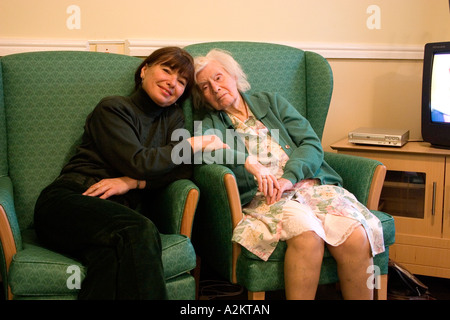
[324, 59, 424, 149]
[1, 0, 450, 150]
[1, 0, 449, 44]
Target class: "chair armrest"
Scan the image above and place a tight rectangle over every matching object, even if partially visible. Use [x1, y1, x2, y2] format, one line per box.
[147, 179, 199, 238]
[324, 152, 386, 210]
[0, 176, 22, 300]
[194, 164, 243, 228]
[0, 176, 22, 254]
[193, 164, 242, 283]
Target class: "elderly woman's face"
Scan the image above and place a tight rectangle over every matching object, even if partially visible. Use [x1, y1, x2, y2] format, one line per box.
[196, 61, 241, 111]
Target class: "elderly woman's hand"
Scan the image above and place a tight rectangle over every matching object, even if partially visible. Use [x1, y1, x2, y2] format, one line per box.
[245, 155, 280, 203]
[264, 178, 293, 205]
[274, 178, 294, 202]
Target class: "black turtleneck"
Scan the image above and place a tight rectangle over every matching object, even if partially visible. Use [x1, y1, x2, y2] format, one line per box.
[60, 87, 193, 191]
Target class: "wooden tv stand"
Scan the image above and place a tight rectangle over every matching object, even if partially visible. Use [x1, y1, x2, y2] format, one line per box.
[331, 138, 450, 278]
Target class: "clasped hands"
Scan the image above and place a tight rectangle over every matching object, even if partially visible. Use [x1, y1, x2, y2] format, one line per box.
[245, 155, 293, 205]
[191, 137, 294, 205]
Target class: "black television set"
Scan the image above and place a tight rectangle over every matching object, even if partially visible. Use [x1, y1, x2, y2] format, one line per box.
[422, 41, 450, 149]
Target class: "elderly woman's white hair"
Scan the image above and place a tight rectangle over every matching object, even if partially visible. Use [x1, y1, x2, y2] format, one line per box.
[192, 49, 251, 110]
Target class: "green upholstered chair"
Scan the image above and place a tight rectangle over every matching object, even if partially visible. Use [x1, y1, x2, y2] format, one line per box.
[184, 42, 395, 300]
[0, 51, 199, 300]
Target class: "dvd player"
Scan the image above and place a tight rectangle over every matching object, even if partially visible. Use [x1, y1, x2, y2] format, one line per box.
[348, 127, 409, 147]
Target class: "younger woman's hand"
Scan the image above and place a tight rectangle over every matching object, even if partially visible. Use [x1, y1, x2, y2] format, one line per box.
[83, 176, 143, 199]
[187, 135, 229, 153]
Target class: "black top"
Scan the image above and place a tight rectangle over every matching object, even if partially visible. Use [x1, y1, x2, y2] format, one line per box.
[60, 87, 192, 191]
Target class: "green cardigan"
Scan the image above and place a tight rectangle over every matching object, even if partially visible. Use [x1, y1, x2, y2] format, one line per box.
[197, 91, 343, 205]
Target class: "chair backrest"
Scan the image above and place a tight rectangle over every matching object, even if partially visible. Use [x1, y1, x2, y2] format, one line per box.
[184, 41, 333, 139]
[0, 51, 142, 231]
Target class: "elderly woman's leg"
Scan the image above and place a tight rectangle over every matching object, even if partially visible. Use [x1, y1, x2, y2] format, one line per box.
[327, 225, 373, 300]
[284, 231, 324, 300]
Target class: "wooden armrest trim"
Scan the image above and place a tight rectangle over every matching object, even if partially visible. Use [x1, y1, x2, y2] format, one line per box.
[180, 188, 199, 238]
[224, 173, 243, 228]
[0, 204, 17, 300]
[366, 164, 387, 211]
[223, 173, 243, 284]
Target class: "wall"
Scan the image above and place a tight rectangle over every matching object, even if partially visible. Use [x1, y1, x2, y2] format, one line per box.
[325, 58, 424, 149]
[1, 0, 450, 149]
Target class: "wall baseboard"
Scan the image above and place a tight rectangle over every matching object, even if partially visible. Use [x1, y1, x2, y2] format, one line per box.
[126, 39, 424, 60]
[0, 38, 424, 60]
[0, 39, 90, 56]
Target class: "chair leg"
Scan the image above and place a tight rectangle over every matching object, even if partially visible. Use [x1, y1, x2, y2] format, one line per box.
[374, 274, 388, 300]
[248, 291, 265, 300]
[7, 286, 13, 300]
[192, 256, 201, 300]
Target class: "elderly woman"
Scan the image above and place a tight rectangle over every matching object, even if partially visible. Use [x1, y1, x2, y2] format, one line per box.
[193, 49, 385, 300]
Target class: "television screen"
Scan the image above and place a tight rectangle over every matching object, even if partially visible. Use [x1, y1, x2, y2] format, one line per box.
[421, 41, 450, 149]
[430, 53, 450, 123]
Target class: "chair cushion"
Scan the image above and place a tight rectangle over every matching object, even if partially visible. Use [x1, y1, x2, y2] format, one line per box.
[240, 210, 395, 261]
[160, 234, 197, 280]
[8, 230, 196, 298]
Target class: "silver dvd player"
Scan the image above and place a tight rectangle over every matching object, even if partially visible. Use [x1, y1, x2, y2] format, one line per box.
[348, 127, 409, 147]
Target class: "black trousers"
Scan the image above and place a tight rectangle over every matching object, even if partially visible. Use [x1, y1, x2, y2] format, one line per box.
[34, 177, 168, 300]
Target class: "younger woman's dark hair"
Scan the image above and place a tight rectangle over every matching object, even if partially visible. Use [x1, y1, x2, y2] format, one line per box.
[134, 47, 195, 104]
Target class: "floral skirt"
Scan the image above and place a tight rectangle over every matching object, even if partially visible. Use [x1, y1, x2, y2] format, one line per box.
[232, 180, 385, 261]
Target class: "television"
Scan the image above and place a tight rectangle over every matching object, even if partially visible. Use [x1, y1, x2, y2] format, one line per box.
[422, 41, 450, 149]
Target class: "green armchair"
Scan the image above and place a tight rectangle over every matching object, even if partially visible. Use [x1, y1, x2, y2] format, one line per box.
[184, 42, 395, 300]
[0, 51, 199, 300]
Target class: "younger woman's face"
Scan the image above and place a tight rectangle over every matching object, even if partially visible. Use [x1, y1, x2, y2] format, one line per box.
[140, 63, 188, 107]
